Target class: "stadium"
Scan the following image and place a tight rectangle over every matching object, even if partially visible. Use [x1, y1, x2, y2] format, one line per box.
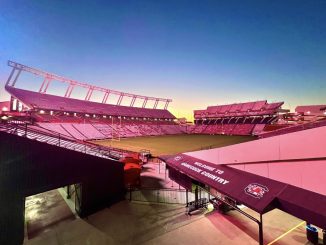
[0, 60, 325, 245]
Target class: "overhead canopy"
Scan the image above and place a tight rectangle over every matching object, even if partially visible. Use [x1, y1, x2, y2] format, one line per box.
[160, 154, 285, 214]
[160, 154, 326, 229]
[276, 185, 326, 229]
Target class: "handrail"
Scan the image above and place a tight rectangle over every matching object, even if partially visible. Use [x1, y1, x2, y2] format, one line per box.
[0, 123, 138, 160]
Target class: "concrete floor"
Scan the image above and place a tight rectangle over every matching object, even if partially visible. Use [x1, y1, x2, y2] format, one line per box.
[24, 190, 76, 240]
[23, 161, 324, 245]
[24, 195, 324, 245]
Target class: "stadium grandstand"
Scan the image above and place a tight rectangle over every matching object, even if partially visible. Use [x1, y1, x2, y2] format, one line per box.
[1, 60, 326, 245]
[2, 61, 186, 140]
[190, 100, 284, 136]
[3, 61, 326, 142]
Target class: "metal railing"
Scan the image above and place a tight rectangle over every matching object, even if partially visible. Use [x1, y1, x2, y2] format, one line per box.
[127, 187, 210, 205]
[0, 122, 137, 160]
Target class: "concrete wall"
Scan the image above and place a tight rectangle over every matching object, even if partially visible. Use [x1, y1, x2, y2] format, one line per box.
[185, 126, 326, 195]
[230, 160, 326, 195]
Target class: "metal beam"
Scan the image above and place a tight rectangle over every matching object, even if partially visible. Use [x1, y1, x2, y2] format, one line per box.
[43, 79, 52, 93]
[64, 85, 72, 97]
[64, 84, 75, 98]
[153, 99, 159, 109]
[142, 98, 148, 108]
[67, 84, 75, 98]
[39, 77, 48, 93]
[102, 91, 110, 103]
[85, 87, 94, 101]
[11, 69, 22, 87]
[117, 93, 124, 105]
[164, 101, 170, 110]
[130, 96, 136, 107]
[7, 60, 172, 103]
[6, 68, 16, 86]
[259, 214, 263, 245]
[88, 88, 94, 101]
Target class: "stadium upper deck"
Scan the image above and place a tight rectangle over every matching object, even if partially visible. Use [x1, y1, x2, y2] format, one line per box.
[5, 86, 175, 119]
[5, 60, 175, 120]
[194, 100, 284, 120]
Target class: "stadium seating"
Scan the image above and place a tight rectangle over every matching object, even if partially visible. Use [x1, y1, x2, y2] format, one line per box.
[232, 124, 255, 135]
[72, 123, 106, 139]
[38, 123, 72, 137]
[3, 84, 190, 140]
[6, 83, 288, 138]
[36, 120, 186, 140]
[251, 124, 266, 135]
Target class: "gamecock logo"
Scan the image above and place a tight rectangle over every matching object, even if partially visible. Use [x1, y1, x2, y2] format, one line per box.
[244, 183, 269, 199]
[174, 156, 183, 161]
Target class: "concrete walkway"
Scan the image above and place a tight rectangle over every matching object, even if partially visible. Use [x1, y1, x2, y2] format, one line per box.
[23, 161, 322, 245]
[24, 199, 321, 245]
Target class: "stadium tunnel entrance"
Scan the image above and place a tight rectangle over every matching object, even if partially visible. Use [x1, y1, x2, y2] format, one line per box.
[0, 130, 125, 245]
[24, 185, 81, 240]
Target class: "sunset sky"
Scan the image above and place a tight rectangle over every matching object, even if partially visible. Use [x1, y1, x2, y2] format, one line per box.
[0, 0, 325, 120]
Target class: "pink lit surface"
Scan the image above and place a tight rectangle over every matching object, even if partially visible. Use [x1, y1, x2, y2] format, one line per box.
[185, 126, 326, 195]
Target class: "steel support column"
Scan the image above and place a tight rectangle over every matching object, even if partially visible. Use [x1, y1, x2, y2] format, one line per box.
[164, 101, 170, 110]
[41, 79, 52, 94]
[11, 69, 22, 87]
[39, 77, 48, 93]
[259, 214, 263, 245]
[142, 98, 148, 108]
[117, 94, 124, 105]
[102, 91, 110, 103]
[130, 96, 137, 107]
[64, 85, 72, 97]
[85, 88, 94, 101]
[67, 85, 75, 98]
[153, 100, 159, 109]
[6, 68, 16, 86]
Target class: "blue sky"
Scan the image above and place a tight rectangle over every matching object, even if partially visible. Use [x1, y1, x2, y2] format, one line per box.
[0, 0, 326, 119]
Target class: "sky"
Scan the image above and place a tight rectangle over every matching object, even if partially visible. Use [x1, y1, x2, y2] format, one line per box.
[0, 0, 326, 120]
